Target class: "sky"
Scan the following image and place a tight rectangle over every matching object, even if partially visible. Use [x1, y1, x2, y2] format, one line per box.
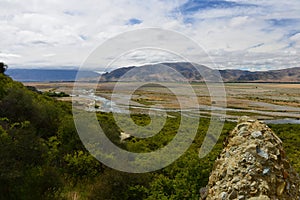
[1, 0, 300, 71]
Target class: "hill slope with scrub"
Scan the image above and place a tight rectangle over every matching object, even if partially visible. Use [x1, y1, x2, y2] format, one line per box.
[0, 73, 300, 199]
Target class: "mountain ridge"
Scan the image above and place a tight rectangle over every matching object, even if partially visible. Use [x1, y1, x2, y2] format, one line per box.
[6, 63, 300, 83]
[100, 62, 300, 83]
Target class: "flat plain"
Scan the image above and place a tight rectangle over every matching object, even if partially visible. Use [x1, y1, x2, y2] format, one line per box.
[25, 82, 300, 121]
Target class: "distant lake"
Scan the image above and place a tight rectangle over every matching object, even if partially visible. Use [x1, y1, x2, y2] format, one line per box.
[6, 69, 100, 82]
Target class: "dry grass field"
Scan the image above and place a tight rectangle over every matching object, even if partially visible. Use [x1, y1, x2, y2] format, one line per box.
[25, 82, 300, 121]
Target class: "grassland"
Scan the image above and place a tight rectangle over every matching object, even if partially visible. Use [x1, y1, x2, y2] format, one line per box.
[25, 82, 300, 121]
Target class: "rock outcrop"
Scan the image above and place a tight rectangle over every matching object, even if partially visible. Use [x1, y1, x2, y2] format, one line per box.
[201, 116, 300, 200]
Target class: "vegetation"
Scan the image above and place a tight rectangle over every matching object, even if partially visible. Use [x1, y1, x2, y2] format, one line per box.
[0, 73, 299, 199]
[269, 123, 300, 172]
[44, 91, 70, 97]
[0, 62, 7, 74]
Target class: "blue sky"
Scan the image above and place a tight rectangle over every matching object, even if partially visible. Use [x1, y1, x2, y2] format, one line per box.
[178, 0, 257, 14]
[0, 0, 300, 70]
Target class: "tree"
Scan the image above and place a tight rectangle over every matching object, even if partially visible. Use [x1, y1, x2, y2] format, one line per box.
[0, 62, 7, 74]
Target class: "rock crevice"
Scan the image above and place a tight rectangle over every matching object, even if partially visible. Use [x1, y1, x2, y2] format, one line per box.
[201, 117, 300, 200]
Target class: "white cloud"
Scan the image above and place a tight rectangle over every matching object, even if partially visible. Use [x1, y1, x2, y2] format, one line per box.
[0, 53, 22, 58]
[229, 16, 251, 27]
[0, 0, 299, 70]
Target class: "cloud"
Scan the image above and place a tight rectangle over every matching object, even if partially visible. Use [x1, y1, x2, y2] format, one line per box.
[0, 0, 299, 70]
[63, 10, 84, 16]
[0, 53, 22, 58]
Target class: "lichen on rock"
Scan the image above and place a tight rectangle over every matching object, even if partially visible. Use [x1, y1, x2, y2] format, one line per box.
[200, 116, 300, 200]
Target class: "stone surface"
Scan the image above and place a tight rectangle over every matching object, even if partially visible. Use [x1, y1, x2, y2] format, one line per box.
[248, 195, 270, 200]
[202, 116, 300, 200]
[120, 132, 132, 142]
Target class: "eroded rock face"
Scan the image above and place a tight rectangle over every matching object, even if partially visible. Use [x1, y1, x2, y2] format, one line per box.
[201, 116, 300, 200]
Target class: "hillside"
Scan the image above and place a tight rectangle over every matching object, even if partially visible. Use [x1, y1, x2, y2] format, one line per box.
[0, 73, 103, 199]
[220, 67, 300, 82]
[99, 62, 218, 82]
[100, 62, 300, 83]
[1, 72, 300, 199]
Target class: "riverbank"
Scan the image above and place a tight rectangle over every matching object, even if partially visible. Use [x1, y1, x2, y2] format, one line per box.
[25, 82, 300, 123]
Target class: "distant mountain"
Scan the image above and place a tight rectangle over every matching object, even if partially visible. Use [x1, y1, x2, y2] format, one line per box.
[100, 62, 300, 83]
[100, 62, 222, 82]
[6, 63, 300, 83]
[6, 69, 99, 82]
[219, 67, 300, 82]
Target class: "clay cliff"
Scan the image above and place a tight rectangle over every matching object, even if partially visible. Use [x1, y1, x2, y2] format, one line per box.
[200, 117, 300, 200]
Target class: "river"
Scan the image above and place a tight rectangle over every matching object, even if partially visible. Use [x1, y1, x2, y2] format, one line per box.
[73, 90, 300, 125]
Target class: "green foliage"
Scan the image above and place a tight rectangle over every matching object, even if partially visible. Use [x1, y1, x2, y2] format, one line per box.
[0, 62, 7, 74]
[44, 91, 70, 97]
[87, 169, 151, 200]
[269, 123, 300, 174]
[0, 74, 299, 199]
[0, 117, 60, 200]
[64, 150, 103, 180]
[57, 115, 83, 152]
[141, 118, 233, 200]
[0, 76, 69, 199]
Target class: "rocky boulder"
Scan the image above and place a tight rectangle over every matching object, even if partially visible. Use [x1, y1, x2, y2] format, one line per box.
[201, 116, 300, 200]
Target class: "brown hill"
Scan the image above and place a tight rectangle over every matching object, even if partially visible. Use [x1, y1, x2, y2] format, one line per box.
[100, 62, 219, 82]
[99, 62, 300, 83]
[220, 67, 300, 82]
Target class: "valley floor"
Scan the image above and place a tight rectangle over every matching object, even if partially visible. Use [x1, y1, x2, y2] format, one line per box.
[25, 82, 300, 123]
